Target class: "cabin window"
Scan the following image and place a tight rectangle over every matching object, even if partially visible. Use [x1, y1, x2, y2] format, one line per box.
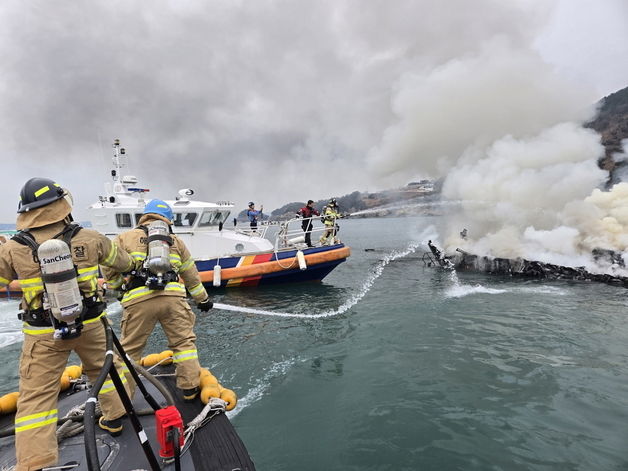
[134, 214, 142, 225]
[199, 210, 230, 227]
[115, 213, 132, 228]
[173, 212, 198, 227]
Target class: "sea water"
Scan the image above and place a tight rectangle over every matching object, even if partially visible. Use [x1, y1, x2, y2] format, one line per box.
[1, 216, 628, 470]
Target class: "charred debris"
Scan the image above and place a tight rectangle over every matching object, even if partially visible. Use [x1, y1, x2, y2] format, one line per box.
[424, 241, 628, 287]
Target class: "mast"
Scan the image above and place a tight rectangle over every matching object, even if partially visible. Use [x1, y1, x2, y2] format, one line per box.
[108, 139, 140, 197]
[111, 138, 127, 188]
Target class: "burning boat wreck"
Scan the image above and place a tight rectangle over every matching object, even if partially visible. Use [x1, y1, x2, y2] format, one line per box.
[424, 240, 628, 286]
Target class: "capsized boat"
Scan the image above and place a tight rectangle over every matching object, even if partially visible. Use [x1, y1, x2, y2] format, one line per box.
[0, 319, 255, 470]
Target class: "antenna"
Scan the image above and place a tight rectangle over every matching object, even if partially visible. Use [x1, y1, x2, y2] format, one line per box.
[111, 139, 127, 183]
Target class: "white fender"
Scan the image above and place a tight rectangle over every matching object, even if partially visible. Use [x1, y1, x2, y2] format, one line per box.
[213, 264, 222, 287]
[296, 250, 307, 271]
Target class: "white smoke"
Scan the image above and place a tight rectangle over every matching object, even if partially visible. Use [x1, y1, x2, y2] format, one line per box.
[367, 38, 597, 182]
[442, 122, 606, 247]
[364, 29, 622, 270]
[437, 121, 620, 269]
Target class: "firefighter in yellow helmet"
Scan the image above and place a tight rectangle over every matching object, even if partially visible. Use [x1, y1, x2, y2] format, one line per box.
[102, 199, 213, 402]
[0, 177, 136, 471]
[319, 198, 342, 245]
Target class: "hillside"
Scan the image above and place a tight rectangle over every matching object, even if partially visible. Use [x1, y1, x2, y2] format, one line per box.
[586, 85, 628, 177]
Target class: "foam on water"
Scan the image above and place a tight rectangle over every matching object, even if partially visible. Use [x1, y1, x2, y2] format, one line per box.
[214, 242, 421, 319]
[444, 268, 571, 298]
[0, 300, 22, 349]
[445, 269, 507, 298]
[446, 284, 508, 298]
[226, 358, 297, 419]
[515, 285, 568, 296]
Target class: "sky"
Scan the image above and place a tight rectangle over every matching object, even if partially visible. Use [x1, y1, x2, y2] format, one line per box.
[0, 0, 627, 225]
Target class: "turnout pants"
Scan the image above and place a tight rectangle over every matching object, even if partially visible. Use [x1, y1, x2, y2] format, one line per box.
[301, 220, 314, 247]
[120, 296, 200, 397]
[319, 224, 338, 244]
[15, 317, 127, 471]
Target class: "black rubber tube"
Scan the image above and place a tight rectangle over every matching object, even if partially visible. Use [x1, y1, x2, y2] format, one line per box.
[133, 362, 175, 407]
[110, 328, 172, 408]
[173, 426, 181, 471]
[101, 317, 162, 471]
[83, 319, 115, 470]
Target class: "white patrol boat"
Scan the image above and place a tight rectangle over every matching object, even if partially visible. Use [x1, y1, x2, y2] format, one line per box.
[87, 140, 350, 289]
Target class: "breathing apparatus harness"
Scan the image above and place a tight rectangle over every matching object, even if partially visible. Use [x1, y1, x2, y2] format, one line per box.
[12, 224, 105, 340]
[126, 221, 179, 292]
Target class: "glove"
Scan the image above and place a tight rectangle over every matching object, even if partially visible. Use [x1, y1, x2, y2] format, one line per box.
[198, 298, 213, 312]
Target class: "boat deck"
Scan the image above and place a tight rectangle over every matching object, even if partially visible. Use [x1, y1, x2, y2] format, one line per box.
[0, 365, 255, 470]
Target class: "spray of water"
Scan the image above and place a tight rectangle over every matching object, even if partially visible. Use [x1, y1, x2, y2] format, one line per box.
[214, 242, 421, 319]
[349, 200, 461, 217]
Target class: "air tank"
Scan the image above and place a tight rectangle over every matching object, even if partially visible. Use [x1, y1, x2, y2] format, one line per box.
[38, 239, 83, 323]
[146, 220, 172, 276]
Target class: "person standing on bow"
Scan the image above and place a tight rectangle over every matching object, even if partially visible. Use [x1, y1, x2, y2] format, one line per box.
[296, 200, 320, 247]
[102, 199, 213, 403]
[0, 177, 136, 471]
[319, 198, 343, 245]
[246, 201, 263, 232]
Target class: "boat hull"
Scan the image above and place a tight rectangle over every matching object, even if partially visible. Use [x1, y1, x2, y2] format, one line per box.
[197, 243, 350, 288]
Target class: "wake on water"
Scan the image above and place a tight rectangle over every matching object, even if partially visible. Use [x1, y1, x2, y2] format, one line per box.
[444, 266, 569, 298]
[214, 241, 421, 319]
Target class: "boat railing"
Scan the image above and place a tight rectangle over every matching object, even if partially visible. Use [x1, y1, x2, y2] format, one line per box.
[274, 215, 340, 250]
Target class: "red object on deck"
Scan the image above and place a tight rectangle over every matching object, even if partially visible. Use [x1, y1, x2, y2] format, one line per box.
[155, 406, 184, 458]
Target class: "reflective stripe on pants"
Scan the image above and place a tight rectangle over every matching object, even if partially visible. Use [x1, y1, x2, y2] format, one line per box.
[120, 295, 200, 395]
[15, 319, 127, 471]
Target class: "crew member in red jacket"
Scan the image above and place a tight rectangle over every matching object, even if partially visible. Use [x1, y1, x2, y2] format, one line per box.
[296, 200, 320, 247]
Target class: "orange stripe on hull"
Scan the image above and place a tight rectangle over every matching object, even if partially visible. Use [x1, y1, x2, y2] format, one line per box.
[199, 246, 351, 283]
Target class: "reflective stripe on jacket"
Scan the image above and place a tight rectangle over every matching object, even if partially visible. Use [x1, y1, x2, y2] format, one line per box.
[323, 207, 340, 226]
[101, 215, 208, 307]
[0, 221, 135, 312]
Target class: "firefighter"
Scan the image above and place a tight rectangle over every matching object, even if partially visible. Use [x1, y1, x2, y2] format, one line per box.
[0, 177, 136, 471]
[319, 198, 342, 245]
[102, 199, 213, 402]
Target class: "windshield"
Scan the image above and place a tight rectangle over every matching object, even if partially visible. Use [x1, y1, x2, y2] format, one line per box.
[172, 212, 198, 227]
[199, 210, 230, 227]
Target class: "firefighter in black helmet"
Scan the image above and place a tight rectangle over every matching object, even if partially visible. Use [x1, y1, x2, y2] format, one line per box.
[0, 177, 137, 471]
[17, 177, 67, 213]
